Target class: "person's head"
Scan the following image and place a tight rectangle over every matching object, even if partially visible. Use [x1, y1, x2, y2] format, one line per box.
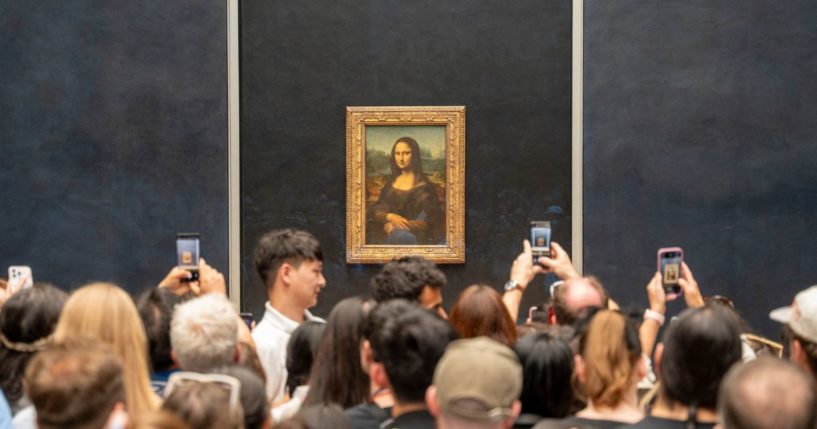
[25, 341, 126, 429]
[770, 285, 817, 377]
[304, 296, 374, 408]
[170, 293, 238, 372]
[286, 320, 325, 397]
[161, 372, 244, 429]
[237, 341, 267, 387]
[449, 284, 517, 347]
[657, 305, 743, 411]
[370, 256, 447, 318]
[137, 287, 182, 373]
[254, 228, 325, 308]
[213, 366, 271, 429]
[717, 357, 816, 429]
[513, 329, 575, 418]
[368, 300, 457, 406]
[428, 337, 523, 429]
[551, 277, 607, 326]
[130, 411, 191, 429]
[0, 282, 67, 407]
[390, 137, 423, 177]
[575, 310, 644, 408]
[54, 282, 157, 415]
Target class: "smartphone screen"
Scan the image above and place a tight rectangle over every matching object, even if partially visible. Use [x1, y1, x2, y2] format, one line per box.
[530, 221, 552, 261]
[657, 247, 683, 295]
[176, 233, 200, 281]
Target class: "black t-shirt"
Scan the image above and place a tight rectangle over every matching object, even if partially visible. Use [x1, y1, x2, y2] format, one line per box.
[617, 416, 716, 429]
[345, 403, 391, 429]
[533, 416, 632, 429]
[380, 410, 435, 429]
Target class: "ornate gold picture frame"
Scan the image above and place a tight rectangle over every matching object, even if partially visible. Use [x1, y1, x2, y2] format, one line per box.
[346, 106, 465, 264]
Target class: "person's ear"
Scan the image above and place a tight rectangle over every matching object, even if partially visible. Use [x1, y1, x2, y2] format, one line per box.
[234, 343, 241, 363]
[279, 262, 293, 287]
[370, 362, 389, 389]
[360, 340, 373, 372]
[426, 386, 441, 417]
[791, 338, 807, 366]
[574, 354, 586, 384]
[503, 400, 522, 428]
[654, 343, 664, 378]
[171, 350, 179, 367]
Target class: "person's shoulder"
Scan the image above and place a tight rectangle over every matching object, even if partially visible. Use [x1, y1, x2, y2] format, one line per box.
[612, 416, 712, 429]
[344, 403, 390, 429]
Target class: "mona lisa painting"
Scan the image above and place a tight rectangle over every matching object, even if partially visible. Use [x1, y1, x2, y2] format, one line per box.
[346, 106, 465, 264]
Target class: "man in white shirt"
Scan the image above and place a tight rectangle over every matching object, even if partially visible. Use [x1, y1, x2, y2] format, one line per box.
[251, 229, 326, 401]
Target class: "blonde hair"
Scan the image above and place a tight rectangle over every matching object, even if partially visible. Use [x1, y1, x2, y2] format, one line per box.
[54, 282, 159, 415]
[578, 310, 641, 408]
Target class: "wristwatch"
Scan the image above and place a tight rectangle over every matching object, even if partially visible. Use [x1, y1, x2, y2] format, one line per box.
[504, 280, 522, 292]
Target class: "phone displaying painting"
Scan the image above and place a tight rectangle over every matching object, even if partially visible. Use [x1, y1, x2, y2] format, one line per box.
[346, 106, 465, 264]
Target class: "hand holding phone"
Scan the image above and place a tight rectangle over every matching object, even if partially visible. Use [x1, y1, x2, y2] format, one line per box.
[657, 247, 683, 298]
[176, 233, 200, 282]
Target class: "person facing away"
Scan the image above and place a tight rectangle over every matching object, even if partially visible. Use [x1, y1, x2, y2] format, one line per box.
[369, 255, 448, 319]
[367, 300, 457, 429]
[251, 228, 327, 401]
[717, 356, 817, 429]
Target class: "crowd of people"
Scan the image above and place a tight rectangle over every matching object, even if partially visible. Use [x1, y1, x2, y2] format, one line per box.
[0, 227, 815, 429]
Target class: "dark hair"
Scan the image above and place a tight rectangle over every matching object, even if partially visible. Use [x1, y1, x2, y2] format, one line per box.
[293, 404, 351, 429]
[551, 276, 608, 326]
[304, 297, 373, 408]
[137, 287, 182, 373]
[389, 137, 426, 178]
[514, 329, 575, 418]
[660, 305, 743, 409]
[367, 300, 457, 404]
[449, 284, 517, 347]
[161, 379, 242, 429]
[25, 341, 125, 429]
[286, 321, 325, 397]
[369, 256, 446, 303]
[788, 326, 817, 375]
[237, 341, 267, 387]
[212, 366, 269, 429]
[0, 283, 67, 408]
[254, 229, 323, 285]
[719, 357, 817, 429]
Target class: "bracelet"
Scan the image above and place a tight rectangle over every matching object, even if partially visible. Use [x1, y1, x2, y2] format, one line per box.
[643, 309, 666, 326]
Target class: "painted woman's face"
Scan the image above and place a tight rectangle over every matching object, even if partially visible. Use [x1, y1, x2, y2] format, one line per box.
[394, 142, 412, 171]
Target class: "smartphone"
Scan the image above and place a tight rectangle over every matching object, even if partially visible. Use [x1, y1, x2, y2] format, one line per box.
[530, 221, 552, 263]
[7, 266, 33, 293]
[239, 312, 254, 330]
[176, 233, 200, 282]
[657, 247, 684, 295]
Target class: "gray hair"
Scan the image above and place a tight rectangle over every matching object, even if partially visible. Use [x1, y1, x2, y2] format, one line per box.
[171, 293, 238, 372]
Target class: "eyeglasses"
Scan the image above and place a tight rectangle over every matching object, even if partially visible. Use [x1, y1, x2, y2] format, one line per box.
[549, 280, 565, 300]
[164, 372, 241, 413]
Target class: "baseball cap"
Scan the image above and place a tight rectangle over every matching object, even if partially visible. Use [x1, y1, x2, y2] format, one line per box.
[769, 285, 817, 343]
[432, 337, 522, 422]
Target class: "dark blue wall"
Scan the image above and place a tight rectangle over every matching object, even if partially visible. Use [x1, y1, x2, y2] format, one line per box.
[0, 1, 229, 294]
[239, 0, 574, 318]
[583, 0, 817, 337]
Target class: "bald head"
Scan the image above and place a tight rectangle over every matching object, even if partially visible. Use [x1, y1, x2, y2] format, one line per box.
[719, 357, 817, 429]
[552, 277, 607, 326]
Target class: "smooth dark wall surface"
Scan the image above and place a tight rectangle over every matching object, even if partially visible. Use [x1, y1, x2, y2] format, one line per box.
[241, 0, 572, 319]
[584, 0, 817, 336]
[0, 1, 229, 294]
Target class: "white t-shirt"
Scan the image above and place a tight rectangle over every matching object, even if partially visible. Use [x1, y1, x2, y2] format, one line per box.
[251, 302, 323, 401]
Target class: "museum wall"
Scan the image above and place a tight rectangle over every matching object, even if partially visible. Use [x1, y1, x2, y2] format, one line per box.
[240, 0, 573, 319]
[0, 1, 229, 295]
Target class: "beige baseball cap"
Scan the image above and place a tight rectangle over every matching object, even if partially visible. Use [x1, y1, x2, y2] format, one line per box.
[432, 337, 522, 422]
[770, 285, 817, 343]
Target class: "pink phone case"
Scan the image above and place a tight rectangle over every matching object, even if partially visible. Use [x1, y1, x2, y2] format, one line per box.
[656, 247, 684, 271]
